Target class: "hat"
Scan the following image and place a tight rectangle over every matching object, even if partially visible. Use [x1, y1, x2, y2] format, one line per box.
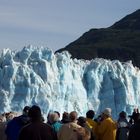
[103, 108, 112, 116]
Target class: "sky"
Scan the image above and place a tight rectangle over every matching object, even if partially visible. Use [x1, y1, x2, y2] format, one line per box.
[0, 0, 140, 52]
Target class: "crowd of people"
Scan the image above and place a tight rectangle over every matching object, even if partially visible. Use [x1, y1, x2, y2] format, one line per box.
[0, 105, 140, 140]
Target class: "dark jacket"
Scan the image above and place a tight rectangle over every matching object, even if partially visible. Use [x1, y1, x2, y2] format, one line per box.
[18, 122, 57, 140]
[5, 115, 30, 140]
[116, 118, 131, 140]
[128, 120, 140, 140]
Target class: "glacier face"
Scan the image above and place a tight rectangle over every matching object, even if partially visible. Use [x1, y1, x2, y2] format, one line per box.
[0, 46, 140, 119]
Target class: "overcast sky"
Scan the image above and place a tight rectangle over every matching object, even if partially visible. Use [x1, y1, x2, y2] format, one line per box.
[0, 0, 140, 52]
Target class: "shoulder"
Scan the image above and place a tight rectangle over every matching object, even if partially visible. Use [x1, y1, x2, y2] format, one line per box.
[35, 122, 52, 128]
[69, 122, 81, 129]
[20, 123, 31, 131]
[106, 117, 115, 122]
[102, 117, 115, 125]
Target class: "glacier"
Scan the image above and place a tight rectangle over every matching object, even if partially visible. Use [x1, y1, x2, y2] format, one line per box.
[0, 46, 140, 119]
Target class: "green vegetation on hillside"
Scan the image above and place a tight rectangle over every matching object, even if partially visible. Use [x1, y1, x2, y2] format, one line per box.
[56, 10, 140, 67]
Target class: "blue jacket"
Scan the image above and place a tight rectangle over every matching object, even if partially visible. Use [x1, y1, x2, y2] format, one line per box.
[5, 115, 30, 140]
[51, 121, 62, 132]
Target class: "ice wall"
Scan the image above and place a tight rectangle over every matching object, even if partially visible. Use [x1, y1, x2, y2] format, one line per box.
[0, 46, 140, 119]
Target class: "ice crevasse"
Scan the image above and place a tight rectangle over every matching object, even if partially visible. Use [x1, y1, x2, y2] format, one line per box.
[0, 46, 140, 119]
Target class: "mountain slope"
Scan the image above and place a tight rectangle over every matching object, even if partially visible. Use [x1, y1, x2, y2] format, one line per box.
[56, 9, 140, 67]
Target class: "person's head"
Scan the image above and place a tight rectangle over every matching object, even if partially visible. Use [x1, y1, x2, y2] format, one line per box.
[86, 110, 95, 119]
[77, 116, 86, 127]
[119, 111, 126, 119]
[61, 112, 69, 123]
[54, 111, 60, 118]
[48, 112, 59, 124]
[23, 106, 30, 115]
[69, 111, 78, 122]
[0, 115, 6, 122]
[102, 108, 112, 119]
[6, 112, 15, 121]
[133, 108, 139, 113]
[62, 112, 69, 119]
[133, 113, 140, 123]
[28, 105, 42, 122]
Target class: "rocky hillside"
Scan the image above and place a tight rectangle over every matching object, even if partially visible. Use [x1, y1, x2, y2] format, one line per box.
[56, 9, 140, 67]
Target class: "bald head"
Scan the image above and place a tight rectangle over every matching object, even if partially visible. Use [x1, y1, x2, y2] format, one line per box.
[69, 111, 78, 122]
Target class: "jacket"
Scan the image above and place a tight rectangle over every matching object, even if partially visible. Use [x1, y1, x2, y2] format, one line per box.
[18, 122, 57, 140]
[5, 115, 30, 140]
[97, 117, 117, 140]
[0, 122, 6, 140]
[128, 120, 140, 140]
[57, 122, 81, 140]
[86, 118, 97, 140]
